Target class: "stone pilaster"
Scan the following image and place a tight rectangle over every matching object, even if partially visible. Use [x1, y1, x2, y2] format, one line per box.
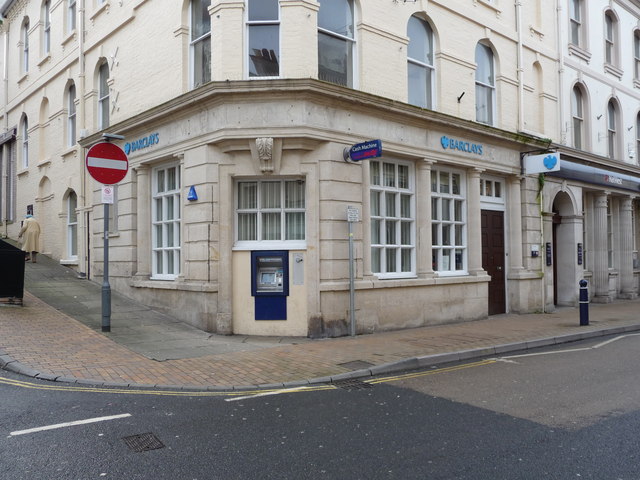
[467, 168, 485, 275]
[620, 196, 637, 298]
[592, 192, 610, 302]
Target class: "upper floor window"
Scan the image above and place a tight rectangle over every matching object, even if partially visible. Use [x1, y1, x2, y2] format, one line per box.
[190, 0, 211, 88]
[22, 19, 30, 73]
[634, 31, 640, 81]
[407, 15, 435, 110]
[475, 43, 495, 126]
[318, 0, 355, 88]
[67, 83, 76, 147]
[569, 0, 584, 47]
[98, 61, 109, 129]
[68, 0, 76, 33]
[21, 116, 29, 168]
[604, 11, 618, 66]
[247, 0, 279, 77]
[571, 85, 585, 150]
[607, 100, 619, 159]
[42, 1, 51, 55]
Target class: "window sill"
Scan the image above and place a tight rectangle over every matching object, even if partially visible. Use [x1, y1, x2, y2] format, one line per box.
[37, 54, 51, 68]
[61, 146, 78, 159]
[17, 168, 29, 177]
[473, 0, 501, 17]
[60, 258, 78, 266]
[90, 0, 109, 21]
[604, 63, 623, 80]
[568, 43, 591, 63]
[61, 30, 76, 48]
[17, 73, 28, 85]
[233, 241, 307, 251]
[37, 158, 51, 168]
[131, 278, 217, 292]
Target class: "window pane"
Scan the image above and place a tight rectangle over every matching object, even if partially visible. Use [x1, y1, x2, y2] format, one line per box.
[384, 163, 395, 187]
[192, 37, 211, 86]
[371, 247, 381, 272]
[238, 213, 257, 240]
[476, 84, 493, 124]
[401, 194, 411, 218]
[439, 172, 449, 194]
[285, 212, 305, 240]
[238, 182, 257, 209]
[475, 44, 494, 85]
[371, 219, 381, 244]
[442, 225, 451, 246]
[191, 0, 211, 39]
[386, 220, 397, 244]
[407, 16, 432, 64]
[166, 196, 174, 220]
[431, 197, 439, 220]
[318, 0, 353, 37]
[249, 25, 279, 77]
[370, 161, 380, 186]
[398, 165, 409, 189]
[371, 191, 381, 216]
[248, 0, 278, 21]
[318, 32, 352, 87]
[261, 182, 281, 208]
[285, 181, 305, 208]
[455, 249, 464, 270]
[386, 248, 397, 273]
[452, 174, 461, 195]
[156, 170, 165, 193]
[155, 198, 163, 221]
[262, 212, 281, 240]
[401, 248, 412, 272]
[167, 251, 175, 275]
[408, 63, 429, 108]
[442, 199, 451, 220]
[432, 223, 439, 245]
[454, 200, 463, 222]
[385, 192, 396, 217]
[401, 221, 411, 245]
[155, 225, 163, 247]
[156, 251, 163, 272]
[166, 223, 174, 247]
[167, 167, 177, 191]
[455, 225, 463, 245]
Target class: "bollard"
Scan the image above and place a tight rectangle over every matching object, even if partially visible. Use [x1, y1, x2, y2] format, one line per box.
[579, 279, 589, 326]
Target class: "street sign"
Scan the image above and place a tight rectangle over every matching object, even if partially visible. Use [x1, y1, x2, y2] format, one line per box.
[347, 206, 360, 222]
[101, 185, 114, 204]
[86, 142, 129, 184]
[344, 139, 382, 162]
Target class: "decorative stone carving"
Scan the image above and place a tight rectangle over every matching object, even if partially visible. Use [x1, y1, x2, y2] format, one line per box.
[256, 137, 274, 173]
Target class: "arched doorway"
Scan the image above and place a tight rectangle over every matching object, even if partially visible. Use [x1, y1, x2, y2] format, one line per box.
[551, 191, 580, 306]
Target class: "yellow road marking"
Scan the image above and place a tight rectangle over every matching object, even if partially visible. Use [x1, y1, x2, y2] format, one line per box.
[0, 358, 496, 398]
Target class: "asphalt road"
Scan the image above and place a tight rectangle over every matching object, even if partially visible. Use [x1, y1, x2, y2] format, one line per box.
[1, 334, 640, 480]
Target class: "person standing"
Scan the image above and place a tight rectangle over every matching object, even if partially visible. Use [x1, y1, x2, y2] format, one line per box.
[18, 214, 41, 263]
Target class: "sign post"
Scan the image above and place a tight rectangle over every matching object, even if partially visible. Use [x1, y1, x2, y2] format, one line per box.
[347, 206, 360, 337]
[85, 141, 128, 332]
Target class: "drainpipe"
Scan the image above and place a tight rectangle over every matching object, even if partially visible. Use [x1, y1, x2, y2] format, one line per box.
[2, 22, 8, 234]
[78, 0, 88, 277]
[556, 0, 564, 144]
[515, 0, 524, 132]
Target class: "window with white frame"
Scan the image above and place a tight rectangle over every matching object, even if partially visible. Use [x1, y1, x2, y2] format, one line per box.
[604, 11, 617, 66]
[370, 160, 415, 277]
[42, 1, 51, 55]
[571, 85, 585, 150]
[480, 178, 503, 202]
[475, 43, 495, 126]
[407, 15, 435, 110]
[67, 191, 78, 258]
[98, 61, 109, 129]
[431, 168, 466, 274]
[569, 0, 584, 47]
[152, 164, 181, 278]
[22, 19, 29, 73]
[236, 179, 306, 246]
[190, 0, 211, 88]
[67, 83, 76, 147]
[318, 0, 355, 88]
[634, 31, 640, 81]
[247, 0, 279, 77]
[607, 100, 618, 159]
[21, 116, 28, 169]
[68, 0, 76, 33]
[4, 142, 16, 222]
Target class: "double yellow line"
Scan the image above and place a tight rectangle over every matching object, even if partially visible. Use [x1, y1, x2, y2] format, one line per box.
[0, 358, 496, 398]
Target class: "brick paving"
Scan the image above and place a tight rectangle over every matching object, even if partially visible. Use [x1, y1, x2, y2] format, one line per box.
[2, 288, 640, 389]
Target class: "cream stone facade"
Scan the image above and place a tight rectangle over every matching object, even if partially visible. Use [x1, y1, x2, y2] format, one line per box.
[0, 0, 591, 337]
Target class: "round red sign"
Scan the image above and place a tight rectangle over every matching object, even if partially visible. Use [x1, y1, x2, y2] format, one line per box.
[85, 142, 129, 184]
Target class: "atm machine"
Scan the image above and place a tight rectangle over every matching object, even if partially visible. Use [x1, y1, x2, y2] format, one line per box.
[251, 251, 289, 320]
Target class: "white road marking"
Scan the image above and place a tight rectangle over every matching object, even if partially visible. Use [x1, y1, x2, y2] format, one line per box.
[225, 386, 316, 402]
[9, 413, 131, 436]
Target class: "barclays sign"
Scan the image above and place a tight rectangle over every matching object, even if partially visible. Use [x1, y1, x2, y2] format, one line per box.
[440, 136, 483, 155]
[124, 133, 159, 155]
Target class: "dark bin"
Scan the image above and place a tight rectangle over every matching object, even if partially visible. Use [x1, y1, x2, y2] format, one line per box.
[0, 238, 25, 305]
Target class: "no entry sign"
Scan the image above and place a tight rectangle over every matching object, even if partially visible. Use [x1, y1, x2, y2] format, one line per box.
[85, 142, 129, 184]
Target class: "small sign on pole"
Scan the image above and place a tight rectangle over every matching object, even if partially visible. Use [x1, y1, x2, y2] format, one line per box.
[101, 185, 114, 204]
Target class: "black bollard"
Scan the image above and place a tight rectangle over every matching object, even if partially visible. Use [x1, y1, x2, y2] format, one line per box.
[579, 279, 589, 326]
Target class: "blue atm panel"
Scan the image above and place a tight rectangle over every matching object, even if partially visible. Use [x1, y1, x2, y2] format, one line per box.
[251, 251, 288, 321]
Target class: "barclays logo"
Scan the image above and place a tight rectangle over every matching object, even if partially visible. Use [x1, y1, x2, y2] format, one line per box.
[124, 133, 159, 155]
[543, 154, 558, 170]
[440, 135, 483, 155]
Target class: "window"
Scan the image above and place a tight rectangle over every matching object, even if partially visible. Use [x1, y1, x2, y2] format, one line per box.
[607, 100, 618, 159]
[67, 83, 76, 147]
[98, 61, 109, 129]
[152, 164, 181, 278]
[67, 191, 78, 258]
[22, 19, 29, 73]
[21, 116, 28, 168]
[407, 15, 434, 109]
[68, 0, 76, 33]
[247, 0, 279, 77]
[604, 12, 616, 65]
[43, 1, 51, 55]
[3, 141, 16, 222]
[318, 0, 355, 88]
[370, 160, 415, 277]
[569, 0, 583, 47]
[634, 31, 640, 81]
[190, 0, 211, 88]
[475, 43, 495, 125]
[431, 168, 466, 274]
[236, 179, 306, 245]
[571, 86, 584, 150]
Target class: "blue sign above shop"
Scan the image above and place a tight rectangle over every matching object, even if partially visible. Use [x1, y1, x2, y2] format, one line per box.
[124, 133, 159, 155]
[440, 135, 483, 156]
[548, 159, 640, 192]
[344, 139, 382, 162]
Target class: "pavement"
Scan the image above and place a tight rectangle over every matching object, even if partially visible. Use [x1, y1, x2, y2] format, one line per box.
[2, 250, 640, 391]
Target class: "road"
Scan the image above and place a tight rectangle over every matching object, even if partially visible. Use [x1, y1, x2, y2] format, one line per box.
[1, 333, 639, 479]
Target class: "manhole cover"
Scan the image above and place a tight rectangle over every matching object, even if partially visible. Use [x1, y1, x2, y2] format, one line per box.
[331, 378, 373, 390]
[122, 433, 165, 452]
[338, 360, 374, 370]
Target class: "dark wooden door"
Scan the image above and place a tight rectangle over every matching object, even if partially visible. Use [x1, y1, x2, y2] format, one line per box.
[481, 210, 506, 315]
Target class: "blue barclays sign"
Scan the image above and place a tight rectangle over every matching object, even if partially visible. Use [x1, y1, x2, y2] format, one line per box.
[124, 133, 159, 155]
[440, 135, 483, 155]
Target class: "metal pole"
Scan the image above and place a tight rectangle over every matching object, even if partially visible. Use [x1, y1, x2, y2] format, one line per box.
[348, 220, 355, 337]
[579, 279, 589, 326]
[102, 202, 111, 332]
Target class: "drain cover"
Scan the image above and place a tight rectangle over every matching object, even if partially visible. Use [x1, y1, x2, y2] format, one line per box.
[122, 433, 165, 452]
[331, 378, 373, 390]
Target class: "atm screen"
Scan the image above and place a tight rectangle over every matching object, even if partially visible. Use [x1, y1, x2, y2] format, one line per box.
[260, 272, 276, 284]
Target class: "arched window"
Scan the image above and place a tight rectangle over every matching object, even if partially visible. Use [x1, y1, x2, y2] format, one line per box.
[67, 191, 78, 258]
[67, 83, 76, 146]
[475, 43, 495, 125]
[42, 0, 51, 55]
[318, 0, 355, 88]
[21, 116, 29, 168]
[407, 15, 434, 109]
[22, 19, 30, 73]
[247, 0, 279, 77]
[571, 86, 585, 150]
[190, 0, 211, 88]
[98, 61, 109, 129]
[607, 100, 619, 159]
[604, 11, 618, 66]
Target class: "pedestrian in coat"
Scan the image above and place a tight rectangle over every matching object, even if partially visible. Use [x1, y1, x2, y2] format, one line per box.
[18, 214, 41, 263]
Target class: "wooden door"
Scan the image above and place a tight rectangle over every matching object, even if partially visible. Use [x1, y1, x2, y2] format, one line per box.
[481, 210, 506, 315]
